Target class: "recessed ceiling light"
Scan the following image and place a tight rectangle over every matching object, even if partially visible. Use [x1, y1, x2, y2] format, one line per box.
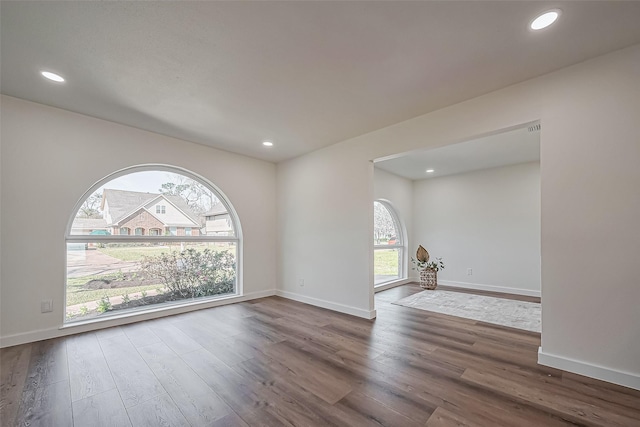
[262, 141, 273, 147]
[426, 169, 434, 173]
[530, 10, 561, 31]
[41, 71, 65, 82]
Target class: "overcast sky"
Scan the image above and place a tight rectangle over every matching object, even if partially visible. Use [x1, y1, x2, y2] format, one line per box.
[98, 171, 174, 194]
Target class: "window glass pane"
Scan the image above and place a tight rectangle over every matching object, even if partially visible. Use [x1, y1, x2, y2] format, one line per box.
[69, 171, 235, 237]
[374, 200, 405, 286]
[66, 169, 241, 324]
[374, 201, 400, 245]
[66, 241, 237, 321]
[374, 248, 401, 285]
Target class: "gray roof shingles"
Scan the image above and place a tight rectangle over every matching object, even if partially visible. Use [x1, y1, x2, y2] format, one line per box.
[102, 189, 200, 226]
[203, 203, 228, 217]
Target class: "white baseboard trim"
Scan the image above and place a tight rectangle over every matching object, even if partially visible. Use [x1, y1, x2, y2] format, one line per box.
[0, 326, 63, 350]
[0, 289, 277, 348]
[276, 290, 376, 319]
[374, 278, 412, 293]
[438, 280, 541, 298]
[538, 347, 640, 391]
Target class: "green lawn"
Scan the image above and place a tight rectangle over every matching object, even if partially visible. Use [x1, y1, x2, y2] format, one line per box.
[374, 249, 399, 275]
[66, 275, 162, 306]
[97, 244, 234, 262]
[97, 245, 181, 262]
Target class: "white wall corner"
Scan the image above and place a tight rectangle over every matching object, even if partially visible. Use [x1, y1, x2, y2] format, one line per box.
[538, 347, 640, 391]
[276, 290, 376, 319]
[439, 280, 541, 298]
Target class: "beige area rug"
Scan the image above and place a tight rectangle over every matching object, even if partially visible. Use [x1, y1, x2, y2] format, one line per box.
[393, 290, 541, 332]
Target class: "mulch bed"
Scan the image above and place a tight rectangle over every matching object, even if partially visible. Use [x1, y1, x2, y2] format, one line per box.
[84, 272, 158, 289]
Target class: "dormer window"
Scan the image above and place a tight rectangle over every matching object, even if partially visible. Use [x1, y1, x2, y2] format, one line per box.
[156, 205, 166, 214]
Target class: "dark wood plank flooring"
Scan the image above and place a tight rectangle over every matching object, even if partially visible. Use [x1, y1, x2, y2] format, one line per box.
[1, 284, 639, 426]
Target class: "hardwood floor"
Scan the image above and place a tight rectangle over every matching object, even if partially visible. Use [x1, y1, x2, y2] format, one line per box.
[2, 284, 639, 426]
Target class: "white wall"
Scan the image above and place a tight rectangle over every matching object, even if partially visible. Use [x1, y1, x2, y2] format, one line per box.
[277, 44, 640, 389]
[277, 144, 376, 318]
[0, 96, 277, 346]
[373, 168, 413, 288]
[413, 162, 540, 296]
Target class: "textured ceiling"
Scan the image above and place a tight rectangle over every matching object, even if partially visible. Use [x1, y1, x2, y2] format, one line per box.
[2, 1, 640, 162]
[375, 125, 540, 181]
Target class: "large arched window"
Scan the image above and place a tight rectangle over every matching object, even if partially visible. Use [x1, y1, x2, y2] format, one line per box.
[65, 165, 241, 323]
[374, 200, 405, 286]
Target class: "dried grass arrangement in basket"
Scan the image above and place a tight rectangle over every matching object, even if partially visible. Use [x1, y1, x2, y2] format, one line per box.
[411, 245, 445, 290]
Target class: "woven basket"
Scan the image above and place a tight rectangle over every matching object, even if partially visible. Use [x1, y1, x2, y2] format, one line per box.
[419, 268, 437, 290]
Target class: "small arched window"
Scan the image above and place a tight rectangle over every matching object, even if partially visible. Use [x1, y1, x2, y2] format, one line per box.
[66, 165, 242, 323]
[374, 200, 405, 286]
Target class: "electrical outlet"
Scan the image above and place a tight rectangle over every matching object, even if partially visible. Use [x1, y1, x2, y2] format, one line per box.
[41, 299, 53, 313]
[298, 278, 305, 287]
[467, 268, 473, 276]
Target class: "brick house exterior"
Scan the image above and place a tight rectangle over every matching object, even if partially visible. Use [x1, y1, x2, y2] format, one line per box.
[102, 189, 202, 236]
[115, 209, 165, 235]
[116, 209, 200, 236]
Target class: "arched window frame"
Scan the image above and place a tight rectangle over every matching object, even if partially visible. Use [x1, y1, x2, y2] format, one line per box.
[64, 164, 243, 323]
[373, 199, 407, 286]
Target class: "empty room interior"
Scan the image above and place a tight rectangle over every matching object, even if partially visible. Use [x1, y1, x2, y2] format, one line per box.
[1, 2, 639, 426]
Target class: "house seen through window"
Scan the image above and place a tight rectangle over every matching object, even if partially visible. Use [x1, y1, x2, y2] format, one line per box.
[66, 167, 240, 323]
